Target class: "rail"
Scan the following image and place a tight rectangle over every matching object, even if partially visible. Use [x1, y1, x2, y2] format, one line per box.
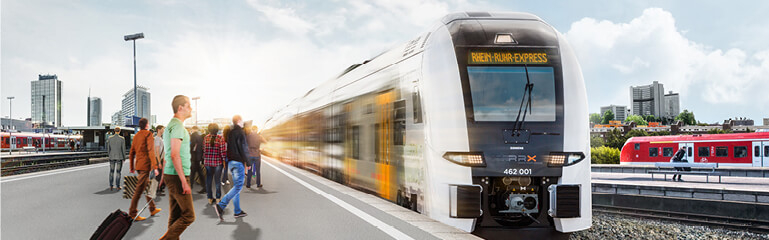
[1, 151, 108, 176]
[593, 204, 769, 234]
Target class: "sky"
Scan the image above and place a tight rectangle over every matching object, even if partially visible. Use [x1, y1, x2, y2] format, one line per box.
[2, 0, 769, 127]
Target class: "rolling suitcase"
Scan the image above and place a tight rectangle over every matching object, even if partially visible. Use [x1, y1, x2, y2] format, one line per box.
[91, 195, 154, 239]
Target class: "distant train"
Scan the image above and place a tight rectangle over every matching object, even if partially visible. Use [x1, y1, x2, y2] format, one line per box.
[0, 132, 82, 151]
[262, 12, 591, 238]
[621, 132, 769, 167]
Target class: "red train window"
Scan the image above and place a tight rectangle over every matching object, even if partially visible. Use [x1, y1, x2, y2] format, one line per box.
[634, 143, 640, 150]
[734, 146, 748, 158]
[716, 147, 728, 157]
[649, 147, 658, 157]
[662, 147, 674, 157]
[698, 147, 709, 157]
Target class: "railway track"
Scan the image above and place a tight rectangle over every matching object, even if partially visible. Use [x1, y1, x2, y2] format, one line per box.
[593, 204, 769, 234]
[1, 152, 108, 176]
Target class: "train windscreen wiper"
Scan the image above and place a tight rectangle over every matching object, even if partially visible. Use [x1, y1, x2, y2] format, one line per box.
[511, 67, 534, 136]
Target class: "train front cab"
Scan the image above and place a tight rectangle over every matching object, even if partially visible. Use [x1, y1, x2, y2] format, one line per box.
[420, 13, 591, 238]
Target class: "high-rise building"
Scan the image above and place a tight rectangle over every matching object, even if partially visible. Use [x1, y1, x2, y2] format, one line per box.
[629, 81, 677, 119]
[600, 105, 628, 122]
[121, 86, 151, 125]
[764, 118, 769, 126]
[88, 97, 102, 126]
[664, 91, 680, 118]
[31, 74, 63, 127]
[111, 111, 123, 126]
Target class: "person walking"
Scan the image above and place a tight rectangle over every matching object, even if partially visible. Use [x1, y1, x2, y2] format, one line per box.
[190, 126, 206, 194]
[245, 124, 267, 189]
[670, 147, 687, 182]
[154, 125, 166, 195]
[128, 118, 162, 221]
[220, 125, 232, 186]
[204, 123, 226, 205]
[106, 127, 127, 191]
[214, 115, 251, 220]
[160, 95, 195, 240]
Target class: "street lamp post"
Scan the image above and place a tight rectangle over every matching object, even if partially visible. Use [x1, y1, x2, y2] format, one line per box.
[7, 96, 14, 155]
[124, 33, 144, 123]
[191, 97, 200, 127]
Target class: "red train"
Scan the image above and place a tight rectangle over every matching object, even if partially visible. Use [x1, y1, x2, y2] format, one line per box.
[1, 132, 82, 151]
[621, 132, 769, 167]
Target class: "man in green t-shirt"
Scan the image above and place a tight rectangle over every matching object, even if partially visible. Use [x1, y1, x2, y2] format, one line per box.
[160, 95, 195, 240]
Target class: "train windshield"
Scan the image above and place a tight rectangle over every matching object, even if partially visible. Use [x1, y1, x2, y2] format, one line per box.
[467, 66, 556, 122]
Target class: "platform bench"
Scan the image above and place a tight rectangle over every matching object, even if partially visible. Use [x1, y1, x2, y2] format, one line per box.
[648, 162, 727, 183]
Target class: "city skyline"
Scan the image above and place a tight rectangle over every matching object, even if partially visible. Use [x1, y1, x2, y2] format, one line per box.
[2, 1, 769, 127]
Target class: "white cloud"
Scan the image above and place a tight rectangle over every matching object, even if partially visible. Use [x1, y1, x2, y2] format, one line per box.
[246, 0, 314, 35]
[565, 8, 769, 121]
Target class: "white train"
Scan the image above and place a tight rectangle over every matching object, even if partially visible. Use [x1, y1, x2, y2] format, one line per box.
[262, 12, 591, 238]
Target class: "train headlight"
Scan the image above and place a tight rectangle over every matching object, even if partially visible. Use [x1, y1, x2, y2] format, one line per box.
[442, 152, 486, 167]
[547, 152, 585, 167]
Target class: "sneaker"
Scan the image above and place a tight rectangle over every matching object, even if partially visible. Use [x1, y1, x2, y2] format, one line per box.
[151, 208, 162, 216]
[257, 184, 263, 188]
[234, 211, 247, 218]
[198, 189, 207, 194]
[214, 204, 224, 221]
[110, 186, 114, 191]
[134, 216, 146, 221]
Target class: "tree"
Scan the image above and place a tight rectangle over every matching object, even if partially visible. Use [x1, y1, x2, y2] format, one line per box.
[644, 115, 660, 123]
[625, 115, 648, 126]
[605, 128, 626, 149]
[589, 113, 602, 125]
[675, 110, 696, 125]
[602, 110, 615, 124]
[590, 136, 605, 148]
[625, 129, 649, 138]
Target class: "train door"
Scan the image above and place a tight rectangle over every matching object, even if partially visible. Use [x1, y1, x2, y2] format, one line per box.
[375, 90, 395, 201]
[764, 142, 769, 167]
[753, 141, 763, 167]
[10, 136, 16, 150]
[678, 142, 694, 162]
[27, 137, 33, 147]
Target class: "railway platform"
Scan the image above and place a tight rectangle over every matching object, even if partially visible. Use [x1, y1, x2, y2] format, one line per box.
[1, 156, 478, 240]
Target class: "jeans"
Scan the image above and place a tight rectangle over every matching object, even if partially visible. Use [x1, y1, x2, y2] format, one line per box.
[246, 156, 261, 187]
[109, 159, 124, 188]
[218, 161, 245, 214]
[205, 165, 223, 199]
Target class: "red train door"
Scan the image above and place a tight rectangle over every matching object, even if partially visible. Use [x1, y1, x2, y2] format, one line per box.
[753, 141, 769, 167]
[678, 142, 694, 162]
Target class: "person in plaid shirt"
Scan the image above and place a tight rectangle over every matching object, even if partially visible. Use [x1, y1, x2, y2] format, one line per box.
[203, 123, 227, 205]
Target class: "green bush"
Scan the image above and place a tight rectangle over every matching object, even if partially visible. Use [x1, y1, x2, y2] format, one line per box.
[590, 136, 605, 148]
[591, 146, 620, 164]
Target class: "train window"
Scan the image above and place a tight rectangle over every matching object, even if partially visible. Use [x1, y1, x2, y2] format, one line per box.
[715, 147, 728, 157]
[3, 138, 7, 144]
[756, 146, 761, 157]
[765, 146, 769, 157]
[351, 126, 360, 159]
[412, 86, 423, 124]
[734, 146, 748, 158]
[467, 66, 556, 122]
[698, 147, 709, 157]
[634, 143, 640, 150]
[649, 147, 658, 157]
[662, 147, 674, 157]
[374, 124, 380, 163]
[688, 147, 693, 157]
[393, 100, 406, 146]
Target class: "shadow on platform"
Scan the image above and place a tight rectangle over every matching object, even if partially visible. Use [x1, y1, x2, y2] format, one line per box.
[218, 218, 261, 240]
[123, 215, 159, 239]
[93, 188, 120, 195]
[246, 188, 277, 194]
